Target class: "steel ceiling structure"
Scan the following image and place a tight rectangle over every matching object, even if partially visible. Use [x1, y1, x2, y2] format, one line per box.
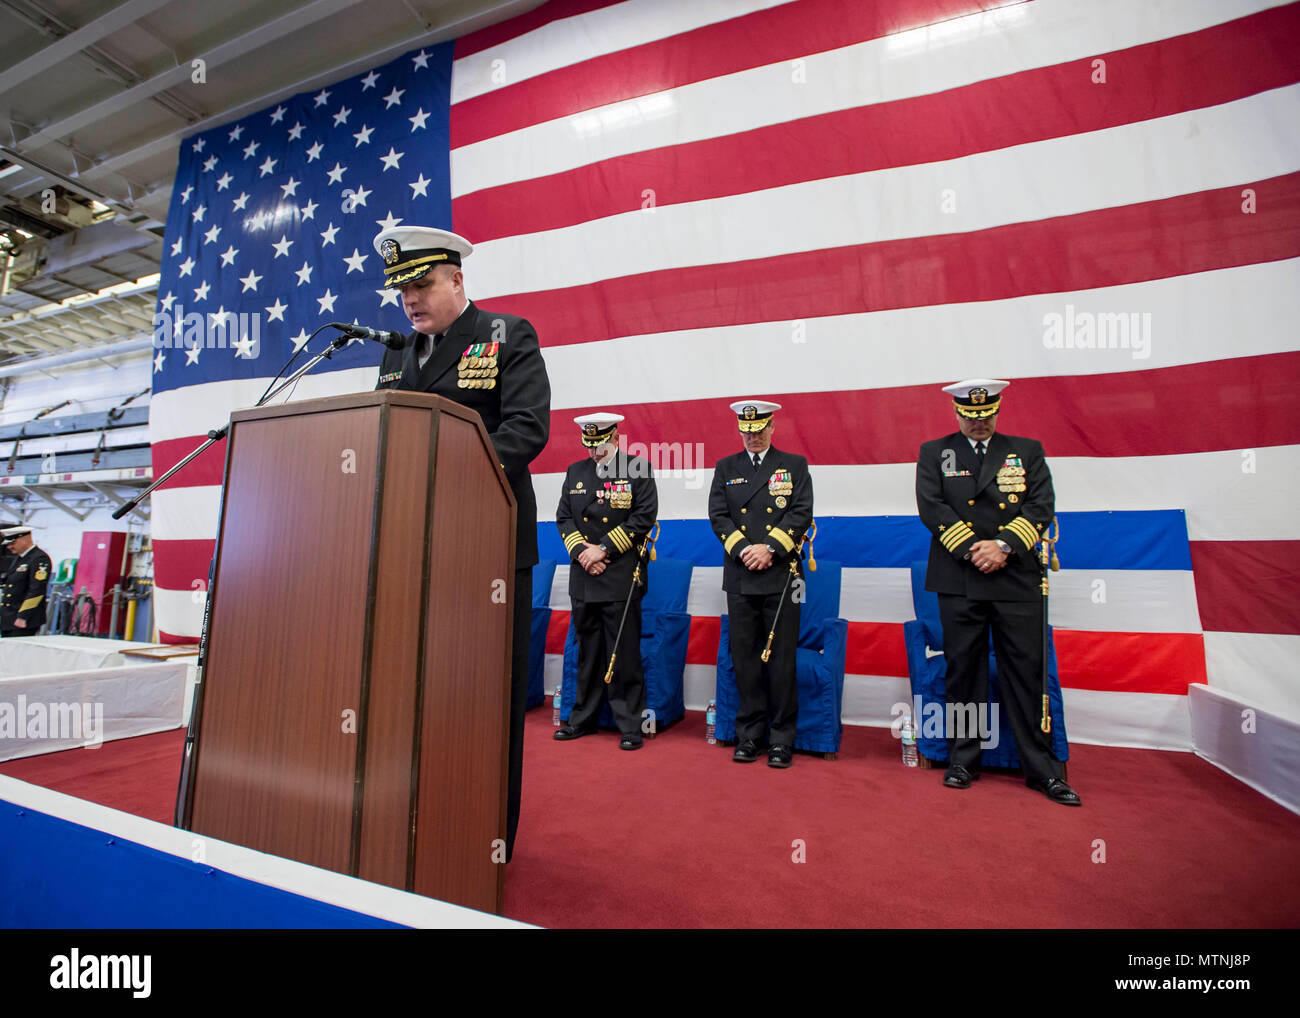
[0, 0, 541, 364]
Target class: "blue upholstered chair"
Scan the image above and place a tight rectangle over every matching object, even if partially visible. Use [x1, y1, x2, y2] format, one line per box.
[525, 559, 557, 710]
[713, 560, 848, 756]
[560, 557, 693, 732]
[902, 560, 1069, 767]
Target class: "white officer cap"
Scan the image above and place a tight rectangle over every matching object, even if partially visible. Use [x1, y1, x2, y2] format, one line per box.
[942, 379, 1009, 419]
[0, 526, 33, 538]
[574, 412, 624, 447]
[373, 226, 473, 288]
[729, 399, 781, 433]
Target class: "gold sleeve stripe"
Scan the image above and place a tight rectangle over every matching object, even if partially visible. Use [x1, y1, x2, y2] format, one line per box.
[939, 523, 974, 552]
[20, 596, 43, 612]
[769, 527, 796, 553]
[723, 531, 745, 554]
[608, 526, 632, 553]
[562, 531, 583, 553]
[1007, 518, 1039, 549]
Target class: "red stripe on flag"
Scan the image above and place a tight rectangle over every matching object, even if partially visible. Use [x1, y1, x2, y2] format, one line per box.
[455, 5, 1300, 238]
[675, 615, 1206, 694]
[452, 0, 1022, 148]
[453, 0, 628, 60]
[153, 539, 217, 590]
[845, 622, 911, 677]
[532, 351, 1300, 471]
[546, 609, 572, 654]
[687, 615, 721, 665]
[1191, 540, 1300, 636]
[492, 173, 1300, 349]
[156, 631, 201, 646]
[1054, 630, 1208, 694]
[152, 438, 228, 491]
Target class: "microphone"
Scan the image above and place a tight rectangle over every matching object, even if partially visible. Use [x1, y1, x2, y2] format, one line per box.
[328, 322, 407, 349]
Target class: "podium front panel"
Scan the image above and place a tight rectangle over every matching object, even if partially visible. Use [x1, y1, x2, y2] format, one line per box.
[189, 405, 383, 872]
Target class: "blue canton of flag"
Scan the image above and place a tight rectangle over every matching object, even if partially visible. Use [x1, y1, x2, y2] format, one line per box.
[152, 42, 453, 396]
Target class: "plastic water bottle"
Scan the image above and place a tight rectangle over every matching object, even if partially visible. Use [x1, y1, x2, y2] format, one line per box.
[705, 699, 717, 744]
[552, 686, 561, 726]
[901, 718, 919, 767]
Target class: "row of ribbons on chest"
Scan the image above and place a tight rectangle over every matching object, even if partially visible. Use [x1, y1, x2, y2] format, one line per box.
[570, 479, 634, 509]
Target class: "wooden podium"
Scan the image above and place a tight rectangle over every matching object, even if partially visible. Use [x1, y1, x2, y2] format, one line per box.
[177, 391, 515, 916]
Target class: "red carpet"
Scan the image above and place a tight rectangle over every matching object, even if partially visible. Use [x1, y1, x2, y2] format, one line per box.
[4, 711, 1299, 928]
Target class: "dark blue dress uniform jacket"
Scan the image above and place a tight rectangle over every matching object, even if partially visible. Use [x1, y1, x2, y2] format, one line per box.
[708, 448, 813, 595]
[375, 301, 551, 568]
[915, 431, 1054, 602]
[556, 453, 658, 603]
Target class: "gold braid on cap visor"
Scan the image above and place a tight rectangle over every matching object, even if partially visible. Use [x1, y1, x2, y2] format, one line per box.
[954, 398, 1001, 420]
[383, 253, 451, 288]
[737, 416, 773, 433]
[580, 427, 618, 447]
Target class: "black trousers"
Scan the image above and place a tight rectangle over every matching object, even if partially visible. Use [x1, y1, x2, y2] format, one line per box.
[506, 567, 530, 862]
[727, 589, 800, 746]
[569, 593, 646, 737]
[937, 593, 1062, 783]
[0, 629, 35, 638]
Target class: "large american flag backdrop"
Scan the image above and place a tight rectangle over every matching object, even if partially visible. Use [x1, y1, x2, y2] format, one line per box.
[152, 0, 1300, 748]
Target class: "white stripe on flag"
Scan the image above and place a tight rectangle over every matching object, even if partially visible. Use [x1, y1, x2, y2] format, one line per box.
[451, 0, 797, 103]
[451, 0, 1284, 194]
[467, 85, 1300, 299]
[538, 259, 1300, 409]
[530, 446, 1300, 538]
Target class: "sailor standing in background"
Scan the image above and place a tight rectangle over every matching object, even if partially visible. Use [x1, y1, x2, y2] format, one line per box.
[555, 413, 658, 750]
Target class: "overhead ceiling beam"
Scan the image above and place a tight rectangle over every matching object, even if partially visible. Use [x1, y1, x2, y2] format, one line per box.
[0, 0, 176, 97]
[15, 0, 368, 155]
[86, 481, 149, 521]
[24, 485, 88, 521]
[25, 0, 541, 185]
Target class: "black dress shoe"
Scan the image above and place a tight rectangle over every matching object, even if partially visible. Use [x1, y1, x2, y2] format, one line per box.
[553, 724, 590, 741]
[767, 744, 793, 768]
[619, 735, 643, 751]
[733, 739, 761, 763]
[1027, 776, 1082, 806]
[943, 764, 978, 789]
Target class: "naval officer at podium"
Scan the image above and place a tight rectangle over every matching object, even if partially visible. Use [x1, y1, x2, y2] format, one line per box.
[373, 225, 552, 861]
